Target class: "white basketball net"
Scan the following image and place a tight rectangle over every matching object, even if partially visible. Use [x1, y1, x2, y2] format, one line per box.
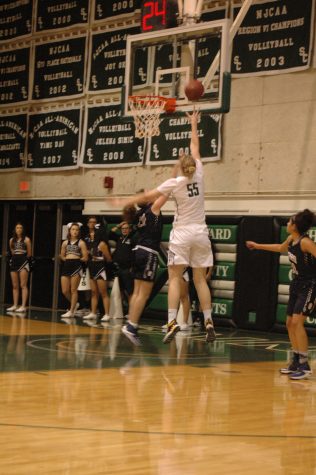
[128, 95, 168, 139]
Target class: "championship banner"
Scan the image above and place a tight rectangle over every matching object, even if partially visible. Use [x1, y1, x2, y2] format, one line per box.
[148, 113, 221, 164]
[36, 0, 89, 32]
[0, 46, 30, 104]
[0, 114, 26, 171]
[232, 0, 315, 76]
[88, 27, 148, 93]
[198, 7, 227, 82]
[0, 0, 32, 43]
[94, 0, 141, 21]
[152, 6, 227, 89]
[27, 106, 82, 171]
[32, 35, 87, 100]
[81, 104, 144, 168]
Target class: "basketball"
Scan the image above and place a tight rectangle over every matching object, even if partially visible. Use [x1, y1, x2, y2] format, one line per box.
[184, 79, 204, 101]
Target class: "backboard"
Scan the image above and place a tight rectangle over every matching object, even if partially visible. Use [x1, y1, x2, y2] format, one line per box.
[123, 18, 231, 117]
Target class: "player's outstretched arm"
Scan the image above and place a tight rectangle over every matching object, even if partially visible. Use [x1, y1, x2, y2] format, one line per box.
[151, 194, 169, 216]
[246, 239, 289, 253]
[186, 109, 201, 161]
[107, 188, 163, 210]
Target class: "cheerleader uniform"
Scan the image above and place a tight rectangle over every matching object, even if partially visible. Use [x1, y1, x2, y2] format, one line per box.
[61, 240, 83, 277]
[86, 237, 107, 281]
[10, 239, 30, 272]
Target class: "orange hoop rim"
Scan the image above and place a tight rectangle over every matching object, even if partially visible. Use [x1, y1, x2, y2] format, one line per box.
[128, 95, 176, 113]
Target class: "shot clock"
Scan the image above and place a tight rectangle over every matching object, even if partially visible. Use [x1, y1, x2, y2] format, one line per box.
[141, 0, 178, 32]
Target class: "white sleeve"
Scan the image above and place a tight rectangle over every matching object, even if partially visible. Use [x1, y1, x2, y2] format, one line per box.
[157, 177, 182, 196]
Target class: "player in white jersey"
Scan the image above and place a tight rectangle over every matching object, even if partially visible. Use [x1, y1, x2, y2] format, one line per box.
[112, 110, 215, 344]
[157, 111, 215, 343]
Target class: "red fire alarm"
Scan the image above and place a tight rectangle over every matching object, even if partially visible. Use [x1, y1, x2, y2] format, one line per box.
[19, 181, 30, 192]
[104, 176, 113, 189]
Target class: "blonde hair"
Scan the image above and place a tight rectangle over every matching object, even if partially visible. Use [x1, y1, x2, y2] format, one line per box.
[179, 154, 196, 179]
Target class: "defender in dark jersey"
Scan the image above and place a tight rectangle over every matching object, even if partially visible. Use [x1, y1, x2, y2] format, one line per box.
[60, 223, 88, 318]
[246, 209, 316, 380]
[84, 216, 112, 321]
[7, 223, 32, 313]
[121, 196, 166, 345]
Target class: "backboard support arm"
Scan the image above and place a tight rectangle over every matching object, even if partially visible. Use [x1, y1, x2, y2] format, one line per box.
[202, 0, 254, 89]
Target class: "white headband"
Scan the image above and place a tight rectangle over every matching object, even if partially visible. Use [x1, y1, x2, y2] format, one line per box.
[67, 222, 83, 229]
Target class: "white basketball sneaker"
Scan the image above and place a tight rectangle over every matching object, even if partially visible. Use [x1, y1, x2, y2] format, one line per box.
[83, 312, 97, 320]
[15, 306, 26, 313]
[101, 314, 111, 322]
[61, 310, 74, 318]
[7, 305, 18, 312]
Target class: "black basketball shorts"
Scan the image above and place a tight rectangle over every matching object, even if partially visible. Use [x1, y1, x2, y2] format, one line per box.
[133, 247, 158, 282]
[287, 278, 316, 317]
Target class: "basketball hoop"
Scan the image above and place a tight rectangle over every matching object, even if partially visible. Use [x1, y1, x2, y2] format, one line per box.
[128, 95, 176, 139]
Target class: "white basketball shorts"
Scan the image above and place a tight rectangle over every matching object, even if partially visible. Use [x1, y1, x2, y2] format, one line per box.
[168, 224, 213, 268]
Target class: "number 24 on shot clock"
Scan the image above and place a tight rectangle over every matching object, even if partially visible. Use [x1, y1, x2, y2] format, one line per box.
[141, 0, 178, 32]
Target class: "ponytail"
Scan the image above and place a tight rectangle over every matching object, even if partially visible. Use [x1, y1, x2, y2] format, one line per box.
[292, 209, 315, 234]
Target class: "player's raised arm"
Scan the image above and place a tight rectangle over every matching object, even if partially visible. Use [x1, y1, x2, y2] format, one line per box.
[151, 193, 169, 215]
[246, 238, 290, 254]
[186, 109, 201, 161]
[108, 188, 163, 210]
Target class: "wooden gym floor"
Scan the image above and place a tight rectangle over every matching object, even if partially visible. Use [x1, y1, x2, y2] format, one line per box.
[0, 309, 316, 474]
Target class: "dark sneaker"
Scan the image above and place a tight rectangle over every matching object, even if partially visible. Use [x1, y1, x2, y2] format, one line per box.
[280, 359, 299, 374]
[289, 362, 312, 380]
[205, 319, 216, 342]
[163, 319, 180, 344]
[122, 323, 141, 346]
